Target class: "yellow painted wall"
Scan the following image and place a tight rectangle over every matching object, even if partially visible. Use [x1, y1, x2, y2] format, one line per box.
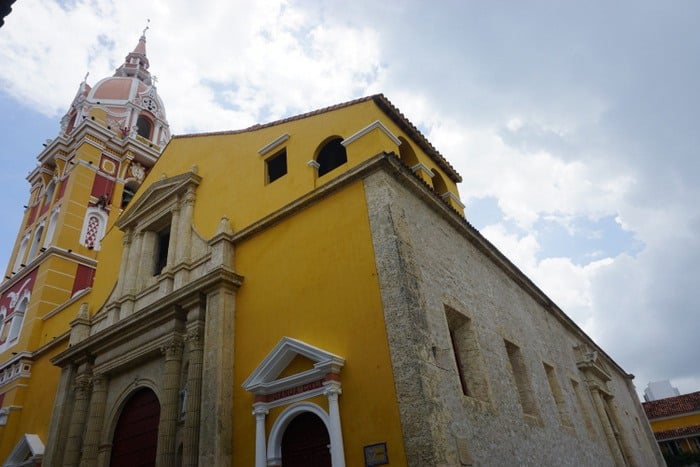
[232, 181, 407, 466]
[0, 345, 64, 462]
[650, 412, 700, 432]
[132, 99, 461, 244]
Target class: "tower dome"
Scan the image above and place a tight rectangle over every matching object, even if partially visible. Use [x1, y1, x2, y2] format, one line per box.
[60, 30, 170, 148]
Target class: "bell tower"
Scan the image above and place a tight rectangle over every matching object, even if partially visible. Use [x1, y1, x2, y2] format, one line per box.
[0, 31, 170, 463]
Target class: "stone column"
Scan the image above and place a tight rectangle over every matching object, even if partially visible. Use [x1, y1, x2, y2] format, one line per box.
[115, 229, 132, 298]
[167, 204, 180, 268]
[43, 365, 76, 466]
[137, 231, 157, 280]
[176, 187, 195, 263]
[324, 381, 346, 467]
[604, 397, 634, 466]
[156, 335, 184, 467]
[183, 326, 204, 467]
[80, 374, 108, 467]
[64, 373, 92, 467]
[253, 404, 268, 467]
[590, 387, 626, 466]
[124, 231, 143, 294]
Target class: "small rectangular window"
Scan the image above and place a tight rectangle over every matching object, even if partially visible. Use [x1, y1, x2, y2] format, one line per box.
[504, 340, 539, 418]
[544, 363, 572, 427]
[266, 149, 287, 183]
[571, 379, 596, 436]
[154, 227, 170, 275]
[445, 306, 489, 401]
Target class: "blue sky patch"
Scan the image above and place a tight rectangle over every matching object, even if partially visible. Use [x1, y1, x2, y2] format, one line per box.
[467, 195, 643, 265]
[533, 214, 643, 265]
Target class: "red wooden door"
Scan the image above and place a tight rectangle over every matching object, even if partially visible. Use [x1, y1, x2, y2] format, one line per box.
[281, 412, 331, 467]
[110, 388, 160, 467]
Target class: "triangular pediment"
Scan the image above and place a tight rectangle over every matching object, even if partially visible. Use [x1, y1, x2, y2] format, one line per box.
[3, 433, 44, 467]
[575, 344, 612, 382]
[242, 337, 344, 395]
[116, 169, 201, 230]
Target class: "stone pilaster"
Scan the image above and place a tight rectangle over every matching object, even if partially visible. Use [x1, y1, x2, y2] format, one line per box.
[124, 231, 143, 294]
[43, 364, 76, 466]
[64, 373, 92, 467]
[167, 204, 180, 269]
[156, 335, 184, 467]
[80, 374, 109, 467]
[199, 285, 235, 465]
[604, 396, 634, 466]
[183, 326, 204, 467]
[115, 228, 133, 298]
[590, 386, 626, 466]
[176, 186, 195, 263]
[137, 231, 157, 281]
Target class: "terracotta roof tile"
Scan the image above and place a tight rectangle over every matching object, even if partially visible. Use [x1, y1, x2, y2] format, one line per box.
[643, 391, 700, 419]
[653, 424, 700, 441]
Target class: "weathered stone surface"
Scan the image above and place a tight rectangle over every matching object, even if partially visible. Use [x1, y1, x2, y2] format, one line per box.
[364, 169, 663, 466]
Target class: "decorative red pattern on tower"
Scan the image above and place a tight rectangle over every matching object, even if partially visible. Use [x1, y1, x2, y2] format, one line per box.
[84, 216, 99, 249]
[71, 264, 95, 296]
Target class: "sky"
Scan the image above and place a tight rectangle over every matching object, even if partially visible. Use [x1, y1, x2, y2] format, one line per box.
[0, 0, 698, 397]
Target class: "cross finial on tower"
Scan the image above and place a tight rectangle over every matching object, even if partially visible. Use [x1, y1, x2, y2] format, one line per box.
[82, 71, 89, 83]
[142, 19, 150, 38]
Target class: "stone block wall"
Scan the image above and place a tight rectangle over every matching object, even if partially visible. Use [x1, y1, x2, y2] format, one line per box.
[364, 167, 663, 466]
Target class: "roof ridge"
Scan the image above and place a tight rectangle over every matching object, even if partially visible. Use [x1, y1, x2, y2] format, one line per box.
[172, 93, 462, 183]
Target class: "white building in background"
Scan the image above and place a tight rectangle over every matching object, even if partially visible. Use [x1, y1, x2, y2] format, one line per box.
[644, 380, 681, 402]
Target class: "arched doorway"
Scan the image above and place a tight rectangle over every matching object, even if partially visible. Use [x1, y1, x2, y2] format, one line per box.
[110, 388, 160, 467]
[281, 412, 331, 467]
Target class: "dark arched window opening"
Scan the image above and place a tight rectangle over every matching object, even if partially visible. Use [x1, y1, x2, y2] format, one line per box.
[316, 138, 347, 177]
[432, 169, 448, 195]
[65, 110, 77, 134]
[121, 180, 140, 209]
[136, 115, 153, 139]
[398, 136, 419, 168]
[281, 412, 331, 467]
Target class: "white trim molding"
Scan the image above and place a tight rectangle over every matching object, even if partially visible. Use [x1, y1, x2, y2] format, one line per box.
[440, 191, 466, 209]
[341, 120, 401, 147]
[258, 133, 290, 156]
[410, 162, 435, 178]
[3, 433, 44, 467]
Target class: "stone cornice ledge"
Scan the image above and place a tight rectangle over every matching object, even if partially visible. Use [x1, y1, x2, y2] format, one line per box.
[51, 265, 243, 367]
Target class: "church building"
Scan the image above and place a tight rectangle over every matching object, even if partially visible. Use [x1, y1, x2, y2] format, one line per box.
[0, 33, 664, 466]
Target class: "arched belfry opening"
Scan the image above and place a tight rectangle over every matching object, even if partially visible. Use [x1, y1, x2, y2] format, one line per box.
[398, 136, 419, 168]
[432, 169, 448, 195]
[136, 115, 153, 140]
[316, 137, 347, 176]
[110, 388, 160, 467]
[281, 411, 331, 467]
[122, 179, 140, 208]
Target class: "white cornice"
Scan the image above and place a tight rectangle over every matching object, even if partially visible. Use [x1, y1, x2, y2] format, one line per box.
[258, 133, 290, 156]
[242, 337, 345, 394]
[341, 120, 401, 147]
